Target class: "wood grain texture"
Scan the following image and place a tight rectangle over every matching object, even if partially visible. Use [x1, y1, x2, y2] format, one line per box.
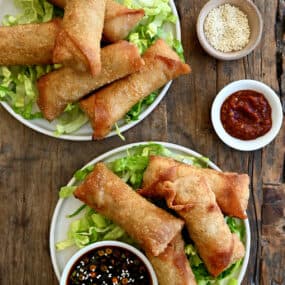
[0, 0, 284, 284]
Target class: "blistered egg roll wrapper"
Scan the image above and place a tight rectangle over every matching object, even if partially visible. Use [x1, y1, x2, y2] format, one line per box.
[146, 233, 197, 285]
[142, 155, 249, 219]
[0, 19, 61, 66]
[74, 162, 184, 257]
[48, 0, 145, 42]
[79, 39, 191, 140]
[53, 0, 106, 75]
[140, 160, 245, 276]
[37, 41, 144, 121]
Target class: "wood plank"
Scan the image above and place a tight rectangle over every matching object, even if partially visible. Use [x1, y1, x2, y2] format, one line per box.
[261, 185, 285, 285]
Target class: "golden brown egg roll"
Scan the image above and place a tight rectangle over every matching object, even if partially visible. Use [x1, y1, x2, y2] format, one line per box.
[103, 0, 145, 42]
[53, 0, 106, 75]
[74, 162, 184, 257]
[0, 19, 61, 66]
[142, 156, 249, 219]
[37, 41, 144, 121]
[140, 170, 245, 276]
[48, 0, 145, 42]
[79, 39, 191, 140]
[147, 233, 197, 285]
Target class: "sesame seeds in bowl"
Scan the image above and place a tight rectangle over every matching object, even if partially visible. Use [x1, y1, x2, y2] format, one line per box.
[197, 0, 263, 61]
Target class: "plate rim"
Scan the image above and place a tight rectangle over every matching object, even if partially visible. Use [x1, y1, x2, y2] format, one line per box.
[0, 0, 181, 141]
[49, 141, 251, 284]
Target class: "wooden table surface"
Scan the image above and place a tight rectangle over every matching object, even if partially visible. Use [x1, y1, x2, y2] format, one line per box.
[0, 0, 284, 284]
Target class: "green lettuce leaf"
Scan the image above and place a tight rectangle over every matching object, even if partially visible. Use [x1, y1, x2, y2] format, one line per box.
[56, 207, 136, 251]
[55, 104, 89, 136]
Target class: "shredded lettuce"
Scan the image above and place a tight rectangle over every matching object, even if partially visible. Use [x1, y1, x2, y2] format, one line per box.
[122, 0, 182, 56]
[55, 104, 89, 136]
[56, 207, 136, 250]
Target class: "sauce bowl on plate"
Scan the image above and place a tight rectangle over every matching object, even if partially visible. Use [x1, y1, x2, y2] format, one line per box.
[211, 80, 283, 151]
[60, 241, 158, 285]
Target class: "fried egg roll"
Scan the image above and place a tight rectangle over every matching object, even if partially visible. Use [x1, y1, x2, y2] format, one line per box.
[142, 156, 249, 219]
[147, 233, 197, 285]
[74, 163, 184, 257]
[48, 0, 145, 42]
[79, 39, 191, 140]
[140, 168, 245, 276]
[37, 41, 144, 121]
[103, 0, 145, 42]
[0, 19, 61, 66]
[53, 0, 105, 75]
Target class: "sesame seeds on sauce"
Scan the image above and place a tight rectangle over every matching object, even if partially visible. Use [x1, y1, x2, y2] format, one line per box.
[204, 4, 250, 52]
[67, 246, 151, 285]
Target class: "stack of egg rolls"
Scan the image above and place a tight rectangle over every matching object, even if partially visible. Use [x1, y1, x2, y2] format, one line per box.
[141, 156, 249, 219]
[0, 1, 144, 66]
[74, 162, 197, 285]
[37, 41, 144, 121]
[79, 39, 191, 139]
[140, 156, 248, 276]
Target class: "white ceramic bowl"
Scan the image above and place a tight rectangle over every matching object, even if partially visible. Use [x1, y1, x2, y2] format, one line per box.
[60, 240, 158, 285]
[196, 0, 263, 61]
[211, 80, 283, 151]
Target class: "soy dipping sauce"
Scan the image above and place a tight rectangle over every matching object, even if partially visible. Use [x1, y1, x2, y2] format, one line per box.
[67, 246, 152, 285]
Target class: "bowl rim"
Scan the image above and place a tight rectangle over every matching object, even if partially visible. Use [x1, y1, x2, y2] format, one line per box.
[196, 0, 263, 60]
[211, 80, 283, 151]
[60, 240, 158, 285]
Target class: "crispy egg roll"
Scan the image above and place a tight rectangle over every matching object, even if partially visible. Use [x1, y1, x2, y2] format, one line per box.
[74, 162, 184, 257]
[0, 19, 61, 66]
[140, 168, 245, 276]
[103, 0, 145, 42]
[80, 39, 191, 140]
[142, 156, 249, 219]
[147, 233, 197, 285]
[53, 0, 106, 75]
[48, 0, 145, 42]
[37, 41, 144, 121]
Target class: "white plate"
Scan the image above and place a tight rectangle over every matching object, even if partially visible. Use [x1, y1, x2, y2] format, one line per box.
[0, 0, 181, 141]
[49, 141, 251, 284]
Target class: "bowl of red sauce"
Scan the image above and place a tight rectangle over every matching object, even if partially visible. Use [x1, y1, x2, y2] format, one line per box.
[211, 80, 283, 151]
[60, 241, 158, 285]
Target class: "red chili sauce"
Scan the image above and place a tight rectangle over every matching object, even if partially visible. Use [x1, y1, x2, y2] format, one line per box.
[220, 90, 272, 140]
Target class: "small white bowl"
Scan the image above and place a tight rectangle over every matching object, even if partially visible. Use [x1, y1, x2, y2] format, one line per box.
[211, 80, 283, 151]
[60, 241, 158, 285]
[197, 0, 263, 60]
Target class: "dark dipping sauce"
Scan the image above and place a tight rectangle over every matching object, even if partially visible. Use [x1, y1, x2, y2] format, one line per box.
[220, 90, 272, 140]
[67, 246, 152, 285]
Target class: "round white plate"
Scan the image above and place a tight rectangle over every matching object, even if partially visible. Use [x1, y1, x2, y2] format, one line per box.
[0, 0, 181, 141]
[49, 142, 251, 284]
